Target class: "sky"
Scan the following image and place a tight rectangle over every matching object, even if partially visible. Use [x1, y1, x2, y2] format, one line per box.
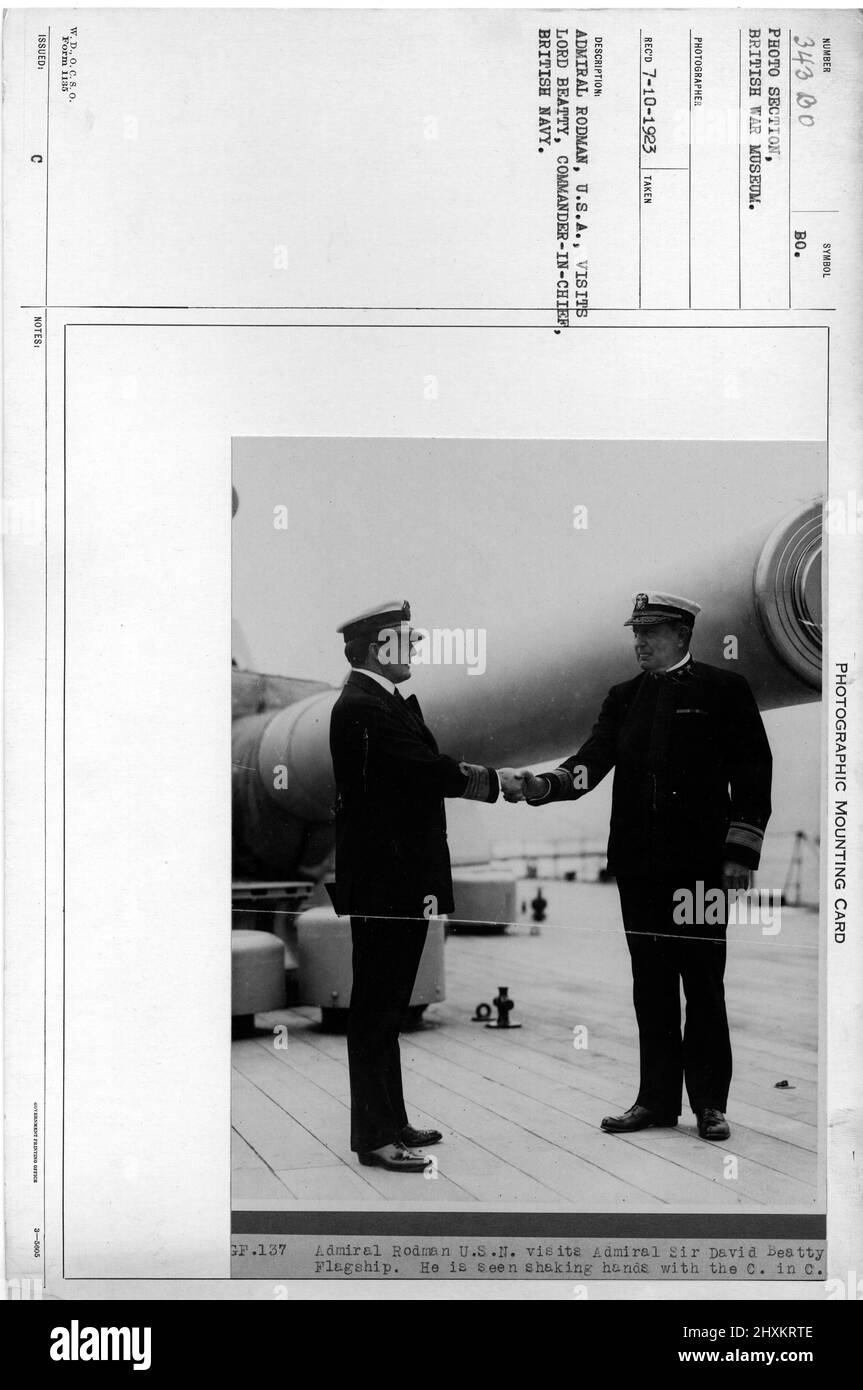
[232, 437, 824, 894]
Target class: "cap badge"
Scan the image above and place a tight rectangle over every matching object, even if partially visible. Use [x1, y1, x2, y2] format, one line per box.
[634, 592, 648, 610]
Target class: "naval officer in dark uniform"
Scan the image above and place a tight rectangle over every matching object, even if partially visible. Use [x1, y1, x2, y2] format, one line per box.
[330, 600, 500, 1172]
[506, 592, 772, 1141]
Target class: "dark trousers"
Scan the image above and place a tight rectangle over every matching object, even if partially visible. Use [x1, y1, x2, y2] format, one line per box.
[616, 876, 732, 1115]
[347, 916, 429, 1152]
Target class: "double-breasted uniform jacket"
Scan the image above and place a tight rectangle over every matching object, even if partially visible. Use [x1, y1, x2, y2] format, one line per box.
[330, 671, 499, 918]
[528, 659, 773, 881]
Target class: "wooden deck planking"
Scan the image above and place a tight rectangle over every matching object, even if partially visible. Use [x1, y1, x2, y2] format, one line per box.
[286, 1022, 663, 1207]
[439, 995, 817, 1128]
[440, 1008, 817, 1125]
[232, 884, 820, 1207]
[230, 1126, 295, 1200]
[254, 1022, 608, 1205]
[294, 1021, 756, 1208]
[456, 893, 816, 997]
[459, 1019, 818, 1138]
[444, 915, 818, 1112]
[232, 1168, 295, 1200]
[397, 1025, 816, 1206]
[452, 979, 818, 1094]
[397, 1035, 782, 1207]
[449, 924, 818, 1075]
[232, 1127, 266, 1170]
[435, 1017, 817, 1186]
[233, 1039, 472, 1203]
[232, 1067, 344, 1171]
[438, 1020, 817, 1154]
[273, 1165, 388, 1202]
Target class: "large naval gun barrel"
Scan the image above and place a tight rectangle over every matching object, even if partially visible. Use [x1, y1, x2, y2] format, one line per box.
[233, 499, 821, 878]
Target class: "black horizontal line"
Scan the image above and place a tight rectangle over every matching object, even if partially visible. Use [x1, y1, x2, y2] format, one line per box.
[24, 304, 192, 309]
[232, 1210, 827, 1238]
[63, 322, 832, 329]
[23, 304, 836, 312]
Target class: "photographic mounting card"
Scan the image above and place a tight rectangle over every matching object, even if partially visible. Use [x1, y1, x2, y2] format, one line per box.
[2, 6, 861, 1303]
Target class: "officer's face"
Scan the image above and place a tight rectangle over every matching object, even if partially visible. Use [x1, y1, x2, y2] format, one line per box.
[632, 622, 687, 672]
[371, 624, 421, 683]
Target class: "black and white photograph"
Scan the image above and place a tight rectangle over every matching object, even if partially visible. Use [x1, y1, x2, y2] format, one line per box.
[230, 437, 823, 1259]
[2, 3, 860, 1325]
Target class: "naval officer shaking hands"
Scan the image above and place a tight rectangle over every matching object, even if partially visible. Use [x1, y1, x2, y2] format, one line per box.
[500, 592, 773, 1143]
[329, 599, 500, 1173]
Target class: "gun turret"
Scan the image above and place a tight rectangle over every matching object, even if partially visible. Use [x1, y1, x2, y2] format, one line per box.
[233, 499, 821, 879]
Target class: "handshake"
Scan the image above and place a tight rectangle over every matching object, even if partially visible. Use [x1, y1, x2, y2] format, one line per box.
[498, 768, 546, 804]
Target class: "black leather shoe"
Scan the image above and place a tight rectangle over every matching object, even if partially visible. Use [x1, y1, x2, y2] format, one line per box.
[696, 1108, 731, 1141]
[400, 1124, 443, 1147]
[357, 1142, 432, 1172]
[601, 1104, 678, 1133]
